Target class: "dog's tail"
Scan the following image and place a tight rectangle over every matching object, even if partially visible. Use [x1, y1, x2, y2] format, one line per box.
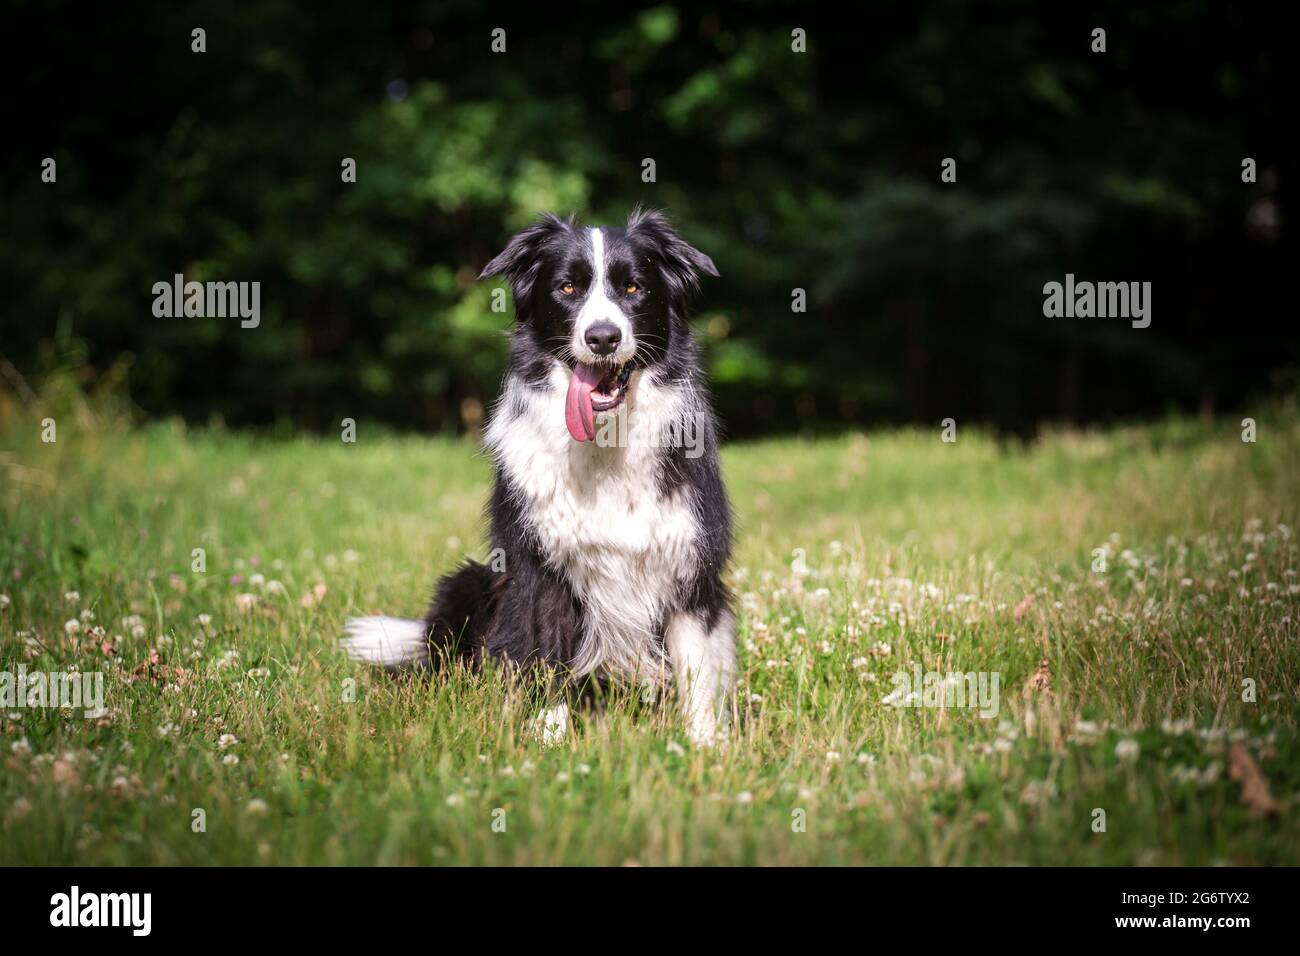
[341, 560, 499, 671]
[340, 615, 429, 670]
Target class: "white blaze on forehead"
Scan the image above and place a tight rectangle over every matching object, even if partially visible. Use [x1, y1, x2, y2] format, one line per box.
[579, 228, 615, 320]
[574, 227, 633, 361]
[589, 228, 607, 292]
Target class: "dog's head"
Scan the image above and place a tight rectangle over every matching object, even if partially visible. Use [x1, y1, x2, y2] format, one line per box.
[480, 207, 718, 441]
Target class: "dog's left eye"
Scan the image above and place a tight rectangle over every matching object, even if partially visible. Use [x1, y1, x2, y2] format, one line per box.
[560, 282, 574, 295]
[625, 283, 638, 295]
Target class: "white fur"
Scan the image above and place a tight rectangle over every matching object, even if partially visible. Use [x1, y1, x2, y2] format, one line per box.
[665, 610, 736, 746]
[572, 228, 635, 365]
[485, 361, 700, 684]
[340, 616, 426, 667]
[533, 703, 570, 747]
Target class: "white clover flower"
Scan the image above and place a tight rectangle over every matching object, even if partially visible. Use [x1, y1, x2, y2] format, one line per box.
[64, 619, 81, 635]
[64, 591, 81, 603]
[244, 798, 269, 816]
[1020, 780, 1056, 805]
[1115, 739, 1141, 761]
[222, 754, 240, 766]
[445, 794, 463, 807]
[217, 733, 239, 749]
[736, 791, 754, 804]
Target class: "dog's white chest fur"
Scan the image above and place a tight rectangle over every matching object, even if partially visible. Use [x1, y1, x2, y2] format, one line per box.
[485, 365, 699, 680]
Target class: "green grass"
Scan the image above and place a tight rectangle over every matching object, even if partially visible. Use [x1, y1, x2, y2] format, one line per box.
[2, 402, 1298, 865]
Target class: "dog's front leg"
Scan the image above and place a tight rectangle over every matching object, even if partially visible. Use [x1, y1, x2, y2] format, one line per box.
[665, 610, 736, 747]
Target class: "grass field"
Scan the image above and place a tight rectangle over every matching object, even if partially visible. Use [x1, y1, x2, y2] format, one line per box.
[2, 397, 1298, 865]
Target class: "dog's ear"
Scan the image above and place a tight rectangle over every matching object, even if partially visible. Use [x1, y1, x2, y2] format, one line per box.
[479, 213, 568, 306]
[626, 207, 719, 297]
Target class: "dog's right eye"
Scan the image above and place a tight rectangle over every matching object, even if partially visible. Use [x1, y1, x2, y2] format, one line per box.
[560, 282, 574, 295]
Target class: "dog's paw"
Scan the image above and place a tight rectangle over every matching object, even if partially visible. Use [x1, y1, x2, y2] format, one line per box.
[532, 703, 569, 747]
[686, 718, 729, 750]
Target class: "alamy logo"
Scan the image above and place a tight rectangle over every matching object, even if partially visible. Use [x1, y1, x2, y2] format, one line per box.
[152, 273, 261, 328]
[1042, 273, 1151, 328]
[50, 886, 151, 936]
[594, 411, 706, 458]
[883, 665, 1000, 718]
[0, 666, 104, 715]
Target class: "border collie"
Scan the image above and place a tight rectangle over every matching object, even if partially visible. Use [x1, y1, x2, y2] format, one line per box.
[342, 208, 735, 746]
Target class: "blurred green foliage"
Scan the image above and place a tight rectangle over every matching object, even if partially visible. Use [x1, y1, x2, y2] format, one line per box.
[2, 1, 1291, 435]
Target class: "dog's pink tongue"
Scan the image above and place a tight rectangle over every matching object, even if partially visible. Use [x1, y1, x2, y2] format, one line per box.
[565, 364, 604, 442]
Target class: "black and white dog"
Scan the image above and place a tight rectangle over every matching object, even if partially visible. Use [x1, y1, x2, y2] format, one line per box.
[343, 208, 735, 745]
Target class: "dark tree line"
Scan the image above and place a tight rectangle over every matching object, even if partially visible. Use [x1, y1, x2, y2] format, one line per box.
[3, 1, 1292, 436]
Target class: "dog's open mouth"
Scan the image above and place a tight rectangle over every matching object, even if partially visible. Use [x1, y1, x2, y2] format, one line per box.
[565, 361, 632, 442]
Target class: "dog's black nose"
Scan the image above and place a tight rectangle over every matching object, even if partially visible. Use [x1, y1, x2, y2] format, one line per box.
[584, 322, 622, 356]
